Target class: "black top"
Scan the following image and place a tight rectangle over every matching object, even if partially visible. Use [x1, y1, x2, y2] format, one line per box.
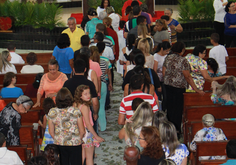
[138, 153, 165, 165]
[122, 68, 161, 90]
[0, 102, 21, 146]
[63, 75, 97, 98]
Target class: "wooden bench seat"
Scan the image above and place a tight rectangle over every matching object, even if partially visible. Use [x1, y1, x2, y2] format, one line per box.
[14, 63, 47, 73]
[0, 74, 37, 84]
[7, 146, 28, 165]
[19, 53, 52, 63]
[19, 125, 37, 156]
[195, 141, 228, 165]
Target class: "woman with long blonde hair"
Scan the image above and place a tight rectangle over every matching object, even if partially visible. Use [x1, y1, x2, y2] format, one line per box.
[119, 102, 154, 149]
[137, 24, 154, 53]
[0, 51, 17, 74]
[137, 38, 154, 69]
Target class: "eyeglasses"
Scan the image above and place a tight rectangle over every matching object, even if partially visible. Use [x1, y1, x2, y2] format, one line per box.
[138, 136, 145, 140]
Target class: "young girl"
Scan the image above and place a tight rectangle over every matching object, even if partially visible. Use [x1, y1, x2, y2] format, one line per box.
[206, 58, 223, 77]
[39, 97, 55, 151]
[0, 72, 23, 98]
[211, 76, 236, 105]
[74, 85, 105, 165]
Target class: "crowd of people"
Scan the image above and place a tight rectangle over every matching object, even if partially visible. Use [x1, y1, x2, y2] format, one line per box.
[0, 0, 236, 164]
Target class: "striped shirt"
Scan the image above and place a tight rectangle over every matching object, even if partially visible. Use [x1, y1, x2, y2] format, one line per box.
[90, 36, 113, 48]
[119, 91, 158, 119]
[100, 59, 108, 83]
[124, 18, 137, 32]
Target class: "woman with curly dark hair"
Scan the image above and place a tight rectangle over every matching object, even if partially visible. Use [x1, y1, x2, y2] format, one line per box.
[44, 144, 60, 165]
[138, 126, 165, 164]
[48, 87, 85, 165]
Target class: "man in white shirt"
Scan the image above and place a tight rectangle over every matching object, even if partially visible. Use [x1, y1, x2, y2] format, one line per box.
[209, 33, 229, 74]
[7, 44, 25, 64]
[0, 133, 23, 165]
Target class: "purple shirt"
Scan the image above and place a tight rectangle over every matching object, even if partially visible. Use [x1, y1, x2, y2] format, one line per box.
[141, 12, 151, 24]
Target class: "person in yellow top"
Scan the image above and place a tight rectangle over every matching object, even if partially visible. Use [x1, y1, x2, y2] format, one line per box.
[62, 17, 85, 52]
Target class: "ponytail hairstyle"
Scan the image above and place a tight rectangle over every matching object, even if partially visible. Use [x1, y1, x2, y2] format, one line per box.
[206, 58, 219, 76]
[155, 41, 171, 53]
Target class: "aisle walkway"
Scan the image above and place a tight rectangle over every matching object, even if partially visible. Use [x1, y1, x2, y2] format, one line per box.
[94, 71, 126, 165]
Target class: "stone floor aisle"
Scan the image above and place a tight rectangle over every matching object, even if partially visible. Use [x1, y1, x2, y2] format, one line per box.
[94, 71, 127, 165]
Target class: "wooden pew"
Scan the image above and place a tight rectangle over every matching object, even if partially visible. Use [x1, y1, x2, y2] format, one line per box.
[19, 125, 36, 156]
[195, 141, 228, 165]
[7, 146, 28, 165]
[190, 121, 236, 142]
[19, 53, 52, 63]
[14, 63, 47, 73]
[0, 74, 37, 84]
[203, 79, 226, 91]
[0, 84, 28, 92]
[183, 92, 214, 143]
[21, 110, 40, 124]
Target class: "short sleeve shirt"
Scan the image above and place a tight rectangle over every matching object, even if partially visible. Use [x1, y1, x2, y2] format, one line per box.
[163, 54, 191, 88]
[163, 144, 189, 165]
[185, 54, 208, 90]
[153, 30, 169, 46]
[48, 106, 83, 146]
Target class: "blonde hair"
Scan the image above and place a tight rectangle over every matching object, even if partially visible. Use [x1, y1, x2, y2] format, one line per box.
[0, 51, 11, 72]
[137, 38, 150, 55]
[156, 19, 168, 31]
[103, 17, 112, 27]
[159, 121, 180, 156]
[214, 76, 236, 103]
[125, 102, 153, 145]
[137, 24, 148, 38]
[90, 46, 100, 63]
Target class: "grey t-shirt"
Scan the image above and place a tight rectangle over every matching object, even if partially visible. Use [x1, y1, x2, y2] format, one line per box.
[153, 30, 169, 46]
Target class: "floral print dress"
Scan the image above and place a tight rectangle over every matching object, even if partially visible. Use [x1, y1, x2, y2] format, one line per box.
[185, 54, 208, 90]
[190, 127, 227, 160]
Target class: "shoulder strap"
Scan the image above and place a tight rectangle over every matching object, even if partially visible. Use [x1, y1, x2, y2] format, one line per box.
[148, 68, 154, 85]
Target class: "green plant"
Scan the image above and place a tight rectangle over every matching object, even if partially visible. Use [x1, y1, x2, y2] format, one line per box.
[178, 0, 214, 22]
[0, 0, 64, 29]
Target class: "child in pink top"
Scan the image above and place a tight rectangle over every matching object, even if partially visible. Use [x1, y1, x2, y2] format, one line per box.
[74, 85, 105, 165]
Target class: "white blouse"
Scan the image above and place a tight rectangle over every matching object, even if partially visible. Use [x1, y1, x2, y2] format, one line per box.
[214, 0, 228, 23]
[0, 64, 17, 74]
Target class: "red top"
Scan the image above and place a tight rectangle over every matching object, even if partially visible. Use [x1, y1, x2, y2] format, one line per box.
[106, 27, 119, 60]
[121, 0, 143, 17]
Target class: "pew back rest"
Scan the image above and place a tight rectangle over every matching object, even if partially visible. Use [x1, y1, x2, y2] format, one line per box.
[19, 125, 35, 156]
[19, 53, 52, 63]
[0, 74, 37, 84]
[184, 93, 214, 107]
[196, 141, 228, 165]
[7, 146, 27, 165]
[21, 110, 40, 124]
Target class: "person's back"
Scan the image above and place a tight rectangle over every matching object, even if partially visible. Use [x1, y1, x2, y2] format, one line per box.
[0, 132, 23, 165]
[209, 33, 229, 75]
[7, 44, 25, 64]
[190, 114, 227, 160]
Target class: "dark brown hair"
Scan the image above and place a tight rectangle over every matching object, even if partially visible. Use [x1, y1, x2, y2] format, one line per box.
[43, 97, 56, 114]
[26, 52, 37, 65]
[56, 87, 73, 108]
[3, 72, 16, 87]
